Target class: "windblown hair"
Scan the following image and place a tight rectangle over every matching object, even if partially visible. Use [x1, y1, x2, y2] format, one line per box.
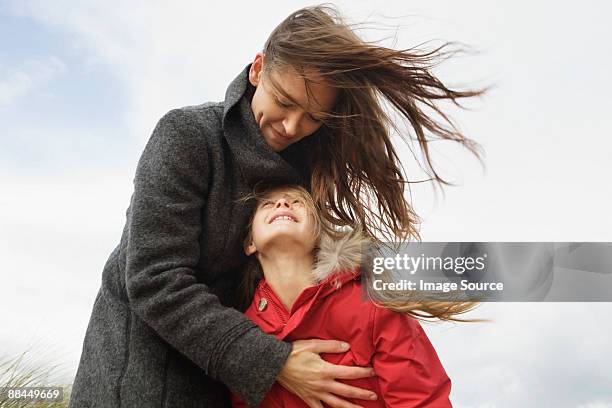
[236, 184, 481, 322]
[260, 4, 487, 243]
[235, 184, 324, 311]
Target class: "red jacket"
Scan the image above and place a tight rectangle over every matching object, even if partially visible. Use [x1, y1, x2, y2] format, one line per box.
[231, 231, 452, 408]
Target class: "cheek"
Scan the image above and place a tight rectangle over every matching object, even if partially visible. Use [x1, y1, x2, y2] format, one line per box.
[264, 106, 285, 124]
[251, 213, 268, 240]
[252, 94, 268, 123]
[255, 98, 282, 123]
[300, 212, 317, 235]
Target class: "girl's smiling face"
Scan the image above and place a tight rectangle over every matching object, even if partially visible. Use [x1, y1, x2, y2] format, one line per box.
[248, 53, 338, 152]
[245, 188, 318, 256]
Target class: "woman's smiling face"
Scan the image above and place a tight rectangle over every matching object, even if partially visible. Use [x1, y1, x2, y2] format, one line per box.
[248, 53, 338, 152]
[245, 188, 318, 256]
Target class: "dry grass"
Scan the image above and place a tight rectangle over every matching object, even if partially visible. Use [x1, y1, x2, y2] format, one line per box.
[0, 353, 71, 408]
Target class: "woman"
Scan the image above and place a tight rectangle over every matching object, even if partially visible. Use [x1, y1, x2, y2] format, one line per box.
[69, 5, 484, 408]
[231, 184, 473, 407]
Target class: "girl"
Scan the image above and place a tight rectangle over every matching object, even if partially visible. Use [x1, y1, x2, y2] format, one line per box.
[231, 184, 473, 407]
[70, 4, 485, 408]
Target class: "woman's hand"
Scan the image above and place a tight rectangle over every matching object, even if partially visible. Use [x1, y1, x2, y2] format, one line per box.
[277, 339, 378, 408]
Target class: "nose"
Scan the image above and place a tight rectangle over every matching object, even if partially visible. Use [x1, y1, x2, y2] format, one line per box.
[282, 113, 301, 138]
[274, 197, 291, 208]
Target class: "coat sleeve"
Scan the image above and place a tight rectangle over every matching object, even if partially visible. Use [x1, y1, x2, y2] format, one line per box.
[125, 108, 292, 407]
[371, 306, 452, 407]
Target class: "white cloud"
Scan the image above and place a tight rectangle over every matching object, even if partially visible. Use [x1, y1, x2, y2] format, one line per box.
[578, 403, 612, 408]
[424, 302, 612, 407]
[4, 0, 297, 139]
[0, 170, 134, 382]
[0, 56, 65, 108]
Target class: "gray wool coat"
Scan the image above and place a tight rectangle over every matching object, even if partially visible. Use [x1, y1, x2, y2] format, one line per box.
[69, 63, 324, 408]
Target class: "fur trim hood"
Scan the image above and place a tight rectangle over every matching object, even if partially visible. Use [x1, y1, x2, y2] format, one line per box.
[312, 227, 371, 283]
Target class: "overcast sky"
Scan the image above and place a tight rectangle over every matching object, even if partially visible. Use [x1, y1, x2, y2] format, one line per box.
[1, 1, 611, 407]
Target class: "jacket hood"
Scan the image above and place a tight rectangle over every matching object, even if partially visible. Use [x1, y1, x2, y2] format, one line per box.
[312, 227, 371, 284]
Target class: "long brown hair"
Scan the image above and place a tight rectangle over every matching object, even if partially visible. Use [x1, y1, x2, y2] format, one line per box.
[260, 4, 488, 243]
[236, 184, 481, 322]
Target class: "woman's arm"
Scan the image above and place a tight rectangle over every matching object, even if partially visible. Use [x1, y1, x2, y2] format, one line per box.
[125, 108, 291, 407]
[371, 306, 452, 407]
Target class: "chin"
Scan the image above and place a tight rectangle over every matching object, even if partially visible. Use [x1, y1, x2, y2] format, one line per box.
[269, 143, 284, 152]
[268, 228, 306, 240]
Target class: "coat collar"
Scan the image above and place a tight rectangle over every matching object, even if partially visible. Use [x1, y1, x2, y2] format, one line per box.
[252, 228, 369, 331]
[221, 63, 325, 188]
[256, 227, 369, 301]
[312, 227, 370, 285]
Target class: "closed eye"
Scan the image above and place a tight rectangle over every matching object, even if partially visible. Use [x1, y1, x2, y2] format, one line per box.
[274, 96, 292, 108]
[275, 95, 323, 123]
[307, 113, 322, 123]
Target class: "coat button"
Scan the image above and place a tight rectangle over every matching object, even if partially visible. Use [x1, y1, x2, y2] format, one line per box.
[258, 298, 268, 311]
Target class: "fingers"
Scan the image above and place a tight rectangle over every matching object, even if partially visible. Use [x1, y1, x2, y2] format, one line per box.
[284, 339, 377, 407]
[295, 338, 350, 354]
[319, 392, 365, 408]
[305, 399, 324, 408]
[289, 339, 376, 381]
[323, 380, 378, 402]
[323, 361, 376, 380]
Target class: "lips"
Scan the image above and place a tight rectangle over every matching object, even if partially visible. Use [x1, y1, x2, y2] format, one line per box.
[269, 211, 298, 224]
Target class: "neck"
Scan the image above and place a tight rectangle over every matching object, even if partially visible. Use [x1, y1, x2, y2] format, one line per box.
[258, 248, 315, 313]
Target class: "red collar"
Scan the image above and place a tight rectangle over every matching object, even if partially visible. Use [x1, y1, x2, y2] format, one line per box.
[254, 267, 361, 330]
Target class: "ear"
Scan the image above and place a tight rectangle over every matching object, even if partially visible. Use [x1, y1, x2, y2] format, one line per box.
[245, 241, 257, 256]
[249, 52, 264, 86]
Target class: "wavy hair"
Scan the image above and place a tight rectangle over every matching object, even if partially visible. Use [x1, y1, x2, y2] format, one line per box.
[260, 4, 487, 243]
[236, 184, 481, 322]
